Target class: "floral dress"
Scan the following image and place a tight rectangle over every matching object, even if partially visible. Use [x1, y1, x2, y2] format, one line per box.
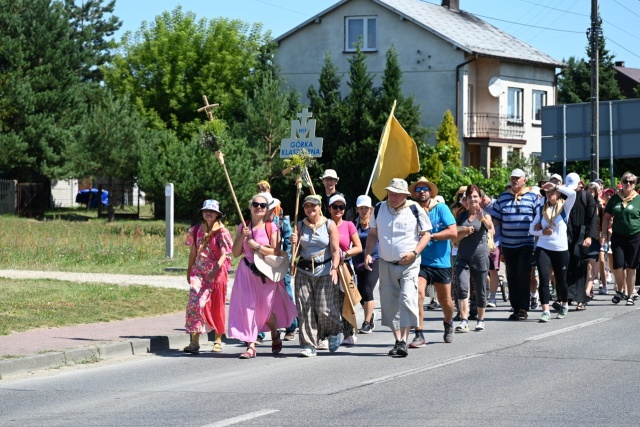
[184, 224, 232, 334]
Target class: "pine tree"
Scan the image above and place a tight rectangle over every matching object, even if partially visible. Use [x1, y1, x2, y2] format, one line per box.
[64, 0, 122, 83]
[307, 52, 344, 168]
[0, 0, 86, 180]
[559, 16, 623, 103]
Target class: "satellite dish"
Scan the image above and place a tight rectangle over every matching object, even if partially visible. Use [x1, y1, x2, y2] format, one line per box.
[488, 76, 504, 97]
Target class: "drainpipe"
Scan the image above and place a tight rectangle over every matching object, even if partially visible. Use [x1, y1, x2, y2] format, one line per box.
[554, 69, 563, 104]
[455, 55, 478, 129]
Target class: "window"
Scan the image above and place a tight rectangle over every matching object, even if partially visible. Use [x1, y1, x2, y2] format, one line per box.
[507, 87, 523, 123]
[532, 90, 547, 122]
[345, 17, 377, 52]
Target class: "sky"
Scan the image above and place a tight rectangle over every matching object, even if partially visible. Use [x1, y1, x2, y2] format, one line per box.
[112, 0, 640, 69]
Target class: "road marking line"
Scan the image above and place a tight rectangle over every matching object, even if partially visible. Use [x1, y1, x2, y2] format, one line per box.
[203, 409, 279, 427]
[362, 354, 484, 385]
[526, 318, 609, 341]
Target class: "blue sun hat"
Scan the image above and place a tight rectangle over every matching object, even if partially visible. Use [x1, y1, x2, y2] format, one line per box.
[201, 199, 224, 216]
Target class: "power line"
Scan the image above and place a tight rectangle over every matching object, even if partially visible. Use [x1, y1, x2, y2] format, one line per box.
[474, 13, 584, 33]
[612, 0, 640, 19]
[605, 36, 640, 60]
[520, 0, 589, 17]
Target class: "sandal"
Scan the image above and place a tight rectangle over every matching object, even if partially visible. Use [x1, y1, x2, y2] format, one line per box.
[626, 298, 635, 306]
[271, 336, 283, 354]
[239, 347, 256, 359]
[576, 303, 586, 311]
[212, 341, 223, 352]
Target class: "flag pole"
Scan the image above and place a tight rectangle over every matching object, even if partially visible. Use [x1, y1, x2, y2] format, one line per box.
[365, 100, 397, 196]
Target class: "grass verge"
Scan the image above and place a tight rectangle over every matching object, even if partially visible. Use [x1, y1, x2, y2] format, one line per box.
[0, 278, 186, 336]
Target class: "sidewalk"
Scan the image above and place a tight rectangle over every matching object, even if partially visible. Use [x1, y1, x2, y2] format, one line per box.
[0, 270, 235, 379]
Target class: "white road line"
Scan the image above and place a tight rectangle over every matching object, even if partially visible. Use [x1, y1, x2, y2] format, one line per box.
[203, 409, 280, 427]
[525, 318, 610, 341]
[362, 354, 484, 385]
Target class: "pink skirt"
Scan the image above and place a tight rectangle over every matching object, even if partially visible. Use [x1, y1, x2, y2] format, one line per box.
[227, 261, 297, 342]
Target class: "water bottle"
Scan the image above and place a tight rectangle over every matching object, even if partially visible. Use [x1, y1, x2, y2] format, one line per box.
[284, 215, 290, 223]
[602, 242, 609, 253]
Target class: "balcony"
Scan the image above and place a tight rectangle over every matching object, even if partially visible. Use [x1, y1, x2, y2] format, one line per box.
[464, 113, 525, 140]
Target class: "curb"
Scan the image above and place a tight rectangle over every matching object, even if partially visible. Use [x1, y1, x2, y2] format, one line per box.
[0, 333, 191, 380]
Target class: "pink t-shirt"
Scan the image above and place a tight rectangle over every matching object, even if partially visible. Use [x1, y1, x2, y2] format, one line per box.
[336, 220, 357, 252]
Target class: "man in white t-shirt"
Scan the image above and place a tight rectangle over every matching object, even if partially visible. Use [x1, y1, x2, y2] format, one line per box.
[364, 178, 432, 357]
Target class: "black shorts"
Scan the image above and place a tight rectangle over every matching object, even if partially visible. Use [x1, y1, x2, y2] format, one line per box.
[611, 232, 640, 270]
[419, 265, 452, 285]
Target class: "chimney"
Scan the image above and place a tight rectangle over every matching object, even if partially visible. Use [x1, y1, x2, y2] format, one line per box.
[615, 61, 625, 67]
[442, 0, 460, 11]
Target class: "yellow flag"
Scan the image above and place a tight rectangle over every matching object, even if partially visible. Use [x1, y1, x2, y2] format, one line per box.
[371, 102, 420, 201]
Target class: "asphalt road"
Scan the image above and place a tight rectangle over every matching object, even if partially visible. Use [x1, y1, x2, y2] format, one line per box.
[1, 297, 639, 427]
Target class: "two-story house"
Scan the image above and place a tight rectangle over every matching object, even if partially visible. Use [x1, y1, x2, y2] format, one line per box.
[274, 0, 564, 173]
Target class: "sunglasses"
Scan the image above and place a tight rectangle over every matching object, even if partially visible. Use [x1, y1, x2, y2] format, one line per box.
[623, 180, 636, 185]
[251, 202, 268, 209]
[415, 186, 430, 192]
[330, 204, 346, 211]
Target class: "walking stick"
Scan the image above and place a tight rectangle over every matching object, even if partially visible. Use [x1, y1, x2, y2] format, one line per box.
[198, 95, 245, 224]
[290, 175, 303, 274]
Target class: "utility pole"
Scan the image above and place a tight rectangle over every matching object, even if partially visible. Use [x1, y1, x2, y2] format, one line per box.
[589, 0, 600, 181]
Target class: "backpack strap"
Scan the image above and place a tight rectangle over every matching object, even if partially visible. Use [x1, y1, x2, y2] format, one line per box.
[374, 201, 422, 230]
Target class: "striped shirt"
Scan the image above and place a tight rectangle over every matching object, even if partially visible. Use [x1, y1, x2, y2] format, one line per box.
[491, 190, 538, 248]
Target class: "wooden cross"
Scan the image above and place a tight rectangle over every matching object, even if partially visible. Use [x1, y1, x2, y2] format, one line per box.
[197, 95, 219, 121]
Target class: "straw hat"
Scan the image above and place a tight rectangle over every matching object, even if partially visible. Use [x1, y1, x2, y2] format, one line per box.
[408, 177, 438, 198]
[253, 252, 289, 282]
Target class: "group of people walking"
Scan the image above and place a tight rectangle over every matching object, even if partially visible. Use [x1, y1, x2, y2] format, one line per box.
[181, 167, 640, 358]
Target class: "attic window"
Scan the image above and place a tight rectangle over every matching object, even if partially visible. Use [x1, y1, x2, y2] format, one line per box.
[345, 17, 377, 52]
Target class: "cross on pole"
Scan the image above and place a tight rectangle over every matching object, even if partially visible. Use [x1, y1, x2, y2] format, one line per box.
[197, 95, 219, 121]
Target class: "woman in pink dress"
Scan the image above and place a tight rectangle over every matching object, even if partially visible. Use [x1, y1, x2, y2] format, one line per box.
[183, 199, 232, 355]
[229, 193, 297, 359]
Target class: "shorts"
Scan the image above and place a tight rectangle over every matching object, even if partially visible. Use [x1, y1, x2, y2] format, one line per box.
[611, 232, 640, 270]
[418, 265, 452, 285]
[489, 246, 500, 270]
[587, 240, 600, 260]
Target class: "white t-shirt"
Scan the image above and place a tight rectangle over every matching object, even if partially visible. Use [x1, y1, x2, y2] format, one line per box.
[370, 201, 432, 262]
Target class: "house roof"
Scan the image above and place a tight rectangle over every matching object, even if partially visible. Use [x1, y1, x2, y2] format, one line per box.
[275, 0, 564, 67]
[614, 66, 640, 83]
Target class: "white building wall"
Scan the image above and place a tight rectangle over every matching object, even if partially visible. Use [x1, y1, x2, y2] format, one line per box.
[275, 0, 465, 132]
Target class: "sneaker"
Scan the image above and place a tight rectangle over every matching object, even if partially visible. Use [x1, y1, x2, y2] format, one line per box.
[539, 311, 551, 323]
[328, 333, 343, 352]
[530, 295, 539, 310]
[316, 339, 329, 351]
[475, 320, 485, 331]
[426, 300, 441, 310]
[283, 331, 296, 341]
[396, 340, 408, 357]
[360, 321, 372, 334]
[299, 346, 317, 357]
[551, 301, 562, 311]
[557, 306, 569, 319]
[388, 340, 400, 356]
[409, 334, 426, 348]
[598, 287, 608, 295]
[443, 321, 454, 343]
[455, 321, 470, 333]
[370, 312, 376, 331]
[486, 298, 497, 308]
[517, 309, 528, 321]
[342, 335, 357, 346]
[626, 298, 635, 306]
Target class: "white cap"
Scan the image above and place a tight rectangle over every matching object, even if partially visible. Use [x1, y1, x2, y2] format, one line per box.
[510, 168, 526, 178]
[356, 195, 372, 208]
[565, 173, 581, 190]
[328, 194, 346, 206]
[321, 169, 339, 180]
[549, 173, 562, 184]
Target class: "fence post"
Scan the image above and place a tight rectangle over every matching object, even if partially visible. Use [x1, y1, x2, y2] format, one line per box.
[165, 183, 174, 259]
